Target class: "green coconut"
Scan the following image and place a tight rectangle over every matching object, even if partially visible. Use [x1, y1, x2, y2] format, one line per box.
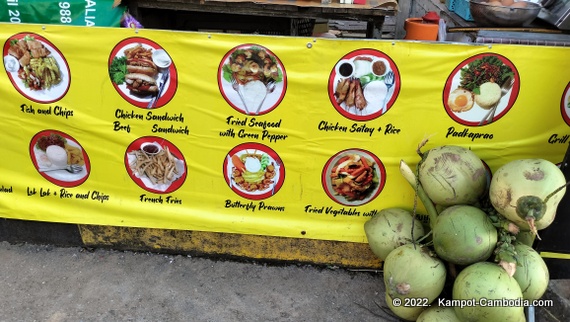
[385, 292, 426, 321]
[433, 205, 498, 265]
[383, 244, 446, 303]
[418, 145, 487, 206]
[516, 231, 536, 247]
[513, 242, 549, 301]
[364, 208, 425, 261]
[416, 306, 461, 322]
[489, 158, 566, 235]
[453, 262, 524, 322]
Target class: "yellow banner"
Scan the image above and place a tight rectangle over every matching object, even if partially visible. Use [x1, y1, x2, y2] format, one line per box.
[0, 23, 569, 243]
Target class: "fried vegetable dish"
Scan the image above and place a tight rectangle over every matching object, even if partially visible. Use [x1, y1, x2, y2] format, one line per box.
[330, 154, 378, 201]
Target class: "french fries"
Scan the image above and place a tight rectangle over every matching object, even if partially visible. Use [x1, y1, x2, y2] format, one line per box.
[65, 144, 84, 166]
[129, 146, 179, 185]
[28, 56, 62, 89]
[124, 44, 153, 60]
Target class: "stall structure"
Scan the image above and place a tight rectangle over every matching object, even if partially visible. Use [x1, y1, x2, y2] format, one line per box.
[127, 0, 398, 38]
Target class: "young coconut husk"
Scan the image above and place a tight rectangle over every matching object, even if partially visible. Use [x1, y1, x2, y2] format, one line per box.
[399, 159, 439, 229]
[383, 244, 446, 304]
[385, 292, 426, 321]
[512, 242, 550, 301]
[364, 208, 426, 261]
[489, 158, 568, 239]
[416, 305, 461, 322]
[452, 262, 525, 322]
[416, 141, 488, 207]
[432, 205, 498, 266]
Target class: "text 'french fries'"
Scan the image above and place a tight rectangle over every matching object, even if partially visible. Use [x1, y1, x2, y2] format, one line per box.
[129, 146, 179, 185]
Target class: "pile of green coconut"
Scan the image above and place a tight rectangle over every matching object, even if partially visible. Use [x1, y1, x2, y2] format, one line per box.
[364, 140, 567, 321]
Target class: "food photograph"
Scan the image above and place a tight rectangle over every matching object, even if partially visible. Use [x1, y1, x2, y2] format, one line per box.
[29, 130, 90, 187]
[223, 143, 284, 200]
[561, 82, 570, 126]
[219, 44, 286, 115]
[328, 49, 400, 121]
[109, 37, 177, 109]
[125, 137, 187, 194]
[322, 149, 386, 206]
[3, 33, 70, 103]
[443, 54, 520, 126]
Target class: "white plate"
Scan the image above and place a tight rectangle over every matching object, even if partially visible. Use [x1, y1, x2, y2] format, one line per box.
[34, 140, 87, 183]
[220, 46, 285, 115]
[323, 150, 382, 206]
[114, 43, 171, 104]
[334, 55, 394, 117]
[448, 66, 514, 123]
[227, 151, 281, 196]
[127, 143, 186, 192]
[6, 38, 69, 103]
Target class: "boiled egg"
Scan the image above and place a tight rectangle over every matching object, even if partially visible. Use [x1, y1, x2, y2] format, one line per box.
[244, 157, 262, 172]
[448, 88, 474, 113]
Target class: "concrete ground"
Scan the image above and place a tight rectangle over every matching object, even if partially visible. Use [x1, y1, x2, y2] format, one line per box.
[0, 241, 567, 322]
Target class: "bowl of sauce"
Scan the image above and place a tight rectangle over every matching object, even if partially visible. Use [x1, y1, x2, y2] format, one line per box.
[371, 58, 389, 77]
[4, 55, 20, 73]
[336, 60, 355, 78]
[152, 49, 172, 69]
[141, 142, 162, 156]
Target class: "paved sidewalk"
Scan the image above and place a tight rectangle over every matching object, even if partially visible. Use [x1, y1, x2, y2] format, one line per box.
[0, 242, 567, 322]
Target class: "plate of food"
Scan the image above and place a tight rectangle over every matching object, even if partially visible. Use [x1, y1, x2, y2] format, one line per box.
[125, 137, 186, 194]
[561, 82, 570, 126]
[223, 143, 284, 200]
[29, 130, 90, 187]
[322, 149, 386, 206]
[219, 44, 286, 115]
[329, 49, 399, 121]
[3, 33, 70, 103]
[109, 38, 177, 109]
[443, 54, 519, 126]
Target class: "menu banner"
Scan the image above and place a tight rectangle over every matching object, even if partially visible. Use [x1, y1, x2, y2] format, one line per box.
[1, 23, 569, 243]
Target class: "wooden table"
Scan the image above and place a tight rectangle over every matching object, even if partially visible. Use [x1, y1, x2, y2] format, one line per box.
[126, 0, 398, 39]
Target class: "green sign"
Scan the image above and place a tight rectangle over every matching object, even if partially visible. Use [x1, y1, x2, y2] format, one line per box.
[2, 0, 126, 27]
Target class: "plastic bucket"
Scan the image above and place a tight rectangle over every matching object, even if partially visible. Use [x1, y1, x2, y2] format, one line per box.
[404, 18, 439, 41]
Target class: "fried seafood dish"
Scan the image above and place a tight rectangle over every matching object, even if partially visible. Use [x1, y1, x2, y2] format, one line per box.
[224, 47, 282, 85]
[8, 35, 62, 90]
[230, 152, 276, 192]
[330, 154, 377, 201]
